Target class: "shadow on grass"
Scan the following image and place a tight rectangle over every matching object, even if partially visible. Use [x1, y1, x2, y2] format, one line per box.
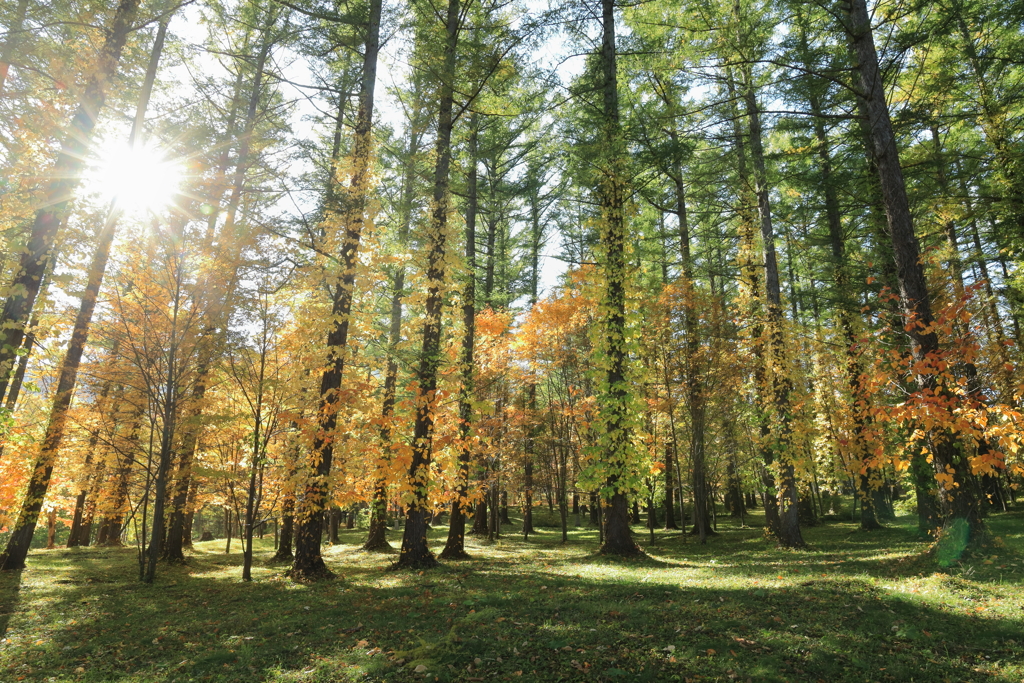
[0, 511, 1021, 682]
[0, 568, 21, 639]
[0, 545, 1020, 683]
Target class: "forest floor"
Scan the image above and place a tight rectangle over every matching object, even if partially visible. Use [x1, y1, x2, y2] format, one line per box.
[0, 507, 1022, 683]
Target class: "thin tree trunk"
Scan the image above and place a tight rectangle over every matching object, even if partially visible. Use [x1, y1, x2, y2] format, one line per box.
[521, 169, 544, 537]
[741, 64, 804, 549]
[394, 0, 460, 571]
[242, 355, 268, 582]
[0, 0, 141, 408]
[441, 116, 479, 560]
[364, 97, 424, 553]
[727, 68, 782, 540]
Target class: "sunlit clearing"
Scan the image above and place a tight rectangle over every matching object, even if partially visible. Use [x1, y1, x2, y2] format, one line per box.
[88, 141, 182, 214]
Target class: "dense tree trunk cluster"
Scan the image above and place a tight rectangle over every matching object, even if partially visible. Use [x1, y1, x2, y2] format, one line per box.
[0, 0, 1021, 581]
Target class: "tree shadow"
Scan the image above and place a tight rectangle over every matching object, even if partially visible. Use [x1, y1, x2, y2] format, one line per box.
[0, 512, 1021, 682]
[0, 568, 22, 639]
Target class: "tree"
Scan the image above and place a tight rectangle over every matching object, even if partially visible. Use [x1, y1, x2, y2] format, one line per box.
[227, 284, 288, 582]
[290, 0, 383, 581]
[591, 0, 641, 557]
[394, 0, 462, 570]
[0, 0, 142, 411]
[0, 0, 152, 571]
[362, 85, 429, 553]
[840, 0, 984, 537]
[440, 115, 479, 561]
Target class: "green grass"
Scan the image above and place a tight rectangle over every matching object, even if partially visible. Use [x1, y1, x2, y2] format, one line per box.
[1, 508, 1022, 682]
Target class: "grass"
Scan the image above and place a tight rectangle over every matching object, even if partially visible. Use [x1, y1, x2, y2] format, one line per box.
[0, 507, 1022, 682]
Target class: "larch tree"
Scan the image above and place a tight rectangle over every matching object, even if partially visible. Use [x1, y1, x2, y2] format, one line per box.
[290, 0, 383, 580]
[591, 0, 641, 557]
[840, 0, 984, 537]
[395, 0, 463, 570]
[362, 80, 430, 553]
[730, 0, 804, 548]
[440, 114, 479, 561]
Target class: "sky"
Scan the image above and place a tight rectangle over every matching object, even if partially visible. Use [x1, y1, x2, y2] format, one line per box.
[71, 0, 612, 314]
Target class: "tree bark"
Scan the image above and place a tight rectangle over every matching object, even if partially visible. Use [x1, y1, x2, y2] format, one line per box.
[521, 162, 544, 537]
[394, 0, 460, 570]
[844, 0, 982, 534]
[0, 0, 141, 412]
[595, 0, 641, 558]
[291, 0, 382, 579]
[741, 67, 804, 549]
[727, 67, 781, 540]
[471, 498, 489, 535]
[364, 93, 425, 552]
[441, 116, 479, 561]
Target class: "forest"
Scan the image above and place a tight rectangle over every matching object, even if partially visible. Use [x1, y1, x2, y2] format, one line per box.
[0, 0, 1023, 680]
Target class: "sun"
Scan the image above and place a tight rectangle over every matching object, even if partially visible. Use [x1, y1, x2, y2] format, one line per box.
[87, 140, 183, 215]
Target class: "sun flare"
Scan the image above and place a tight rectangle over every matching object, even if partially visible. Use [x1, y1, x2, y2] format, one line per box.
[88, 140, 183, 215]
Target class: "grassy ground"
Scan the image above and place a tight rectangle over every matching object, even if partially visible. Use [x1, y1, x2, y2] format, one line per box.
[0, 507, 1022, 683]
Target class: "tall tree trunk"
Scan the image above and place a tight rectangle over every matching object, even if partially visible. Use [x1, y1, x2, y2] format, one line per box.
[291, 0, 382, 580]
[364, 94, 425, 553]
[521, 162, 544, 537]
[741, 66, 804, 549]
[727, 68, 782, 540]
[596, 0, 640, 557]
[242, 353, 268, 582]
[394, 0, 460, 570]
[796, 12, 881, 531]
[441, 116, 479, 560]
[673, 161, 712, 542]
[843, 0, 982, 534]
